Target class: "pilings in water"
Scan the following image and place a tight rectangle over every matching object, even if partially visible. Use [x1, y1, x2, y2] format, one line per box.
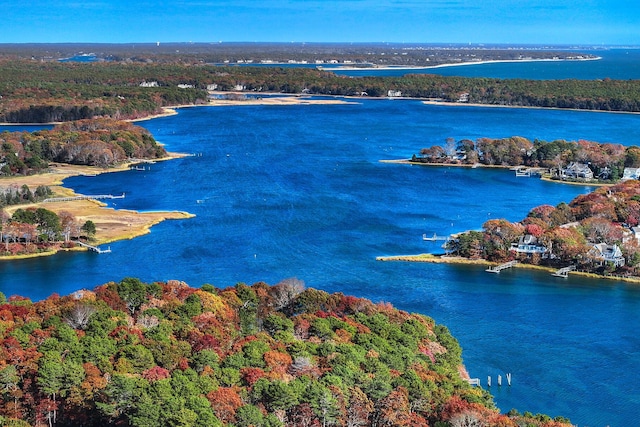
[469, 373, 512, 388]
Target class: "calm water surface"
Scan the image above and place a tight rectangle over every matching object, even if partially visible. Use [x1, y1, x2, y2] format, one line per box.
[2, 99, 640, 426]
[332, 48, 640, 80]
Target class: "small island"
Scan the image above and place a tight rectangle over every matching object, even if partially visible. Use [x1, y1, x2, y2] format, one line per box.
[0, 118, 193, 259]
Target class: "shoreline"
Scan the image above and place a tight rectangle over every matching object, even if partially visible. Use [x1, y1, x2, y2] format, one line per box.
[380, 159, 614, 187]
[319, 56, 602, 72]
[420, 99, 640, 116]
[0, 153, 194, 260]
[376, 253, 640, 284]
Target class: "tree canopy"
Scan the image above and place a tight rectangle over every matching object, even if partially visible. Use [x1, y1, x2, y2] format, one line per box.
[0, 278, 570, 426]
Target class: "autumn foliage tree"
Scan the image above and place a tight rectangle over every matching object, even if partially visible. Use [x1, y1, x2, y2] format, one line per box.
[0, 277, 572, 427]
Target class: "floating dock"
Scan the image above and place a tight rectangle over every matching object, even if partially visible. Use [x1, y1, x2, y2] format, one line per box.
[552, 265, 576, 278]
[486, 260, 518, 273]
[422, 233, 450, 241]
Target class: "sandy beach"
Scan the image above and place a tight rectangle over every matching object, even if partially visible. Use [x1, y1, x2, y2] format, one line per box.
[318, 56, 601, 72]
[0, 154, 194, 259]
[206, 93, 356, 107]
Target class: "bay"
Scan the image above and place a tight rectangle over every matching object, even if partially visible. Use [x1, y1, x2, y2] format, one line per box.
[2, 100, 640, 426]
[331, 48, 640, 80]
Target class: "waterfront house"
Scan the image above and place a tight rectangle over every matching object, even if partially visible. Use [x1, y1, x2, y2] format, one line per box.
[561, 162, 594, 180]
[628, 226, 640, 243]
[139, 81, 159, 87]
[387, 90, 402, 97]
[510, 234, 548, 254]
[622, 167, 640, 181]
[589, 243, 625, 267]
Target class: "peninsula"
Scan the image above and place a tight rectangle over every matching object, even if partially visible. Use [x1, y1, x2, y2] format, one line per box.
[378, 178, 640, 282]
[0, 276, 572, 427]
[402, 135, 640, 185]
[0, 118, 193, 259]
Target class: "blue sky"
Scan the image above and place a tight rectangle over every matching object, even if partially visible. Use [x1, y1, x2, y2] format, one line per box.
[2, 0, 639, 45]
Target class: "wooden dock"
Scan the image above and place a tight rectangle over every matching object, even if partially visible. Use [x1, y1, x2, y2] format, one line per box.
[43, 193, 125, 203]
[513, 167, 545, 177]
[486, 260, 518, 273]
[129, 158, 156, 164]
[422, 233, 450, 241]
[76, 241, 111, 254]
[552, 265, 576, 278]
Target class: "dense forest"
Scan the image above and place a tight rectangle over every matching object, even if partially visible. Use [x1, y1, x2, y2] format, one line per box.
[413, 136, 640, 182]
[0, 278, 571, 427]
[0, 118, 167, 173]
[1, 60, 640, 122]
[446, 179, 640, 277]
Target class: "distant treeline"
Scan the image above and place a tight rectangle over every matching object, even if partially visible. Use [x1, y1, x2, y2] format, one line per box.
[0, 42, 595, 67]
[2, 60, 640, 123]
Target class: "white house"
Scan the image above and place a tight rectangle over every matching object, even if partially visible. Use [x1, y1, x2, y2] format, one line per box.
[561, 162, 594, 180]
[589, 243, 625, 267]
[387, 90, 402, 97]
[622, 167, 640, 181]
[510, 234, 548, 254]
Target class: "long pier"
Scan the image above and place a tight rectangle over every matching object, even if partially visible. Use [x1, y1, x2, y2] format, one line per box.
[486, 260, 518, 273]
[43, 193, 125, 203]
[76, 241, 111, 254]
[552, 265, 576, 278]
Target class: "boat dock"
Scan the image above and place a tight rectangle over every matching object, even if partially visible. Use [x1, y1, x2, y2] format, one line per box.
[422, 233, 450, 241]
[552, 265, 576, 278]
[43, 193, 125, 203]
[486, 260, 518, 273]
[512, 167, 545, 177]
[76, 241, 111, 254]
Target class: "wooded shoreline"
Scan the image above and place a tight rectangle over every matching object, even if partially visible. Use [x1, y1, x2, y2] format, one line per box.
[376, 253, 640, 284]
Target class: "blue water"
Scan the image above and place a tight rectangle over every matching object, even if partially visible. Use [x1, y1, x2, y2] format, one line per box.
[59, 54, 99, 63]
[3, 55, 640, 425]
[332, 49, 640, 80]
